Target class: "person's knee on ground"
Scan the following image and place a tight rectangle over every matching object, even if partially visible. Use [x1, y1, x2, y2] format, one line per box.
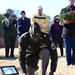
[27, 66, 37, 75]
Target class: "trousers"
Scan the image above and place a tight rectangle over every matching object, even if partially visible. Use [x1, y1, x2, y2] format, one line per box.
[63, 38, 75, 65]
[27, 48, 50, 75]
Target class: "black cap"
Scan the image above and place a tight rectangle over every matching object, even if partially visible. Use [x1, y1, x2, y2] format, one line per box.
[29, 22, 41, 36]
[20, 10, 25, 14]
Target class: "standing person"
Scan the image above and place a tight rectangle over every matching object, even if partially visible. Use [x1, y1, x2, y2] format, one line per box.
[60, 0, 75, 65]
[31, 6, 50, 32]
[2, 11, 17, 58]
[19, 22, 58, 75]
[17, 10, 30, 38]
[50, 15, 63, 56]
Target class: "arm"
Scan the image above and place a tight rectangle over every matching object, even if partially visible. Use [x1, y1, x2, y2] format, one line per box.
[50, 25, 54, 35]
[19, 37, 26, 74]
[17, 19, 22, 37]
[47, 39, 58, 73]
[31, 15, 35, 25]
[42, 16, 50, 28]
[2, 20, 9, 30]
[13, 19, 17, 25]
[60, 8, 69, 25]
[50, 41, 58, 72]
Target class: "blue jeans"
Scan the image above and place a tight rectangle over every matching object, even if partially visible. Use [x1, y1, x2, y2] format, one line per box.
[63, 38, 75, 65]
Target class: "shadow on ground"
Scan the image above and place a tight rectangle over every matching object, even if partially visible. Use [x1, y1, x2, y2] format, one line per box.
[0, 56, 18, 60]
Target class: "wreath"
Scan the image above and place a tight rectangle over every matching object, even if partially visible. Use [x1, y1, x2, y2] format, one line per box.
[59, 10, 75, 23]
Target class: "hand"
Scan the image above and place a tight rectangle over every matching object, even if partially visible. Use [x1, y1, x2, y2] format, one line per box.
[22, 73, 27, 75]
[4, 20, 9, 27]
[40, 45, 47, 48]
[63, 20, 69, 24]
[40, 25, 43, 29]
[59, 22, 64, 26]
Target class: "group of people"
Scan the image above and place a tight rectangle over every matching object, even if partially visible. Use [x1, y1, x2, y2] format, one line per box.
[18, 6, 57, 75]
[2, 0, 75, 75]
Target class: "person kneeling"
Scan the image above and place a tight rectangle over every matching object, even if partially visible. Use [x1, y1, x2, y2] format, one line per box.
[19, 22, 58, 75]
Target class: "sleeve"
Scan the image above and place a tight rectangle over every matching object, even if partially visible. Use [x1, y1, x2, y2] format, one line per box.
[42, 16, 50, 28]
[17, 19, 21, 37]
[13, 19, 17, 25]
[28, 18, 31, 28]
[19, 37, 26, 73]
[47, 39, 58, 72]
[2, 20, 9, 30]
[30, 15, 35, 25]
[50, 25, 54, 35]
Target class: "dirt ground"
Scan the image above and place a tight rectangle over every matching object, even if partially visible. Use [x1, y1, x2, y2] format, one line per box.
[0, 48, 75, 75]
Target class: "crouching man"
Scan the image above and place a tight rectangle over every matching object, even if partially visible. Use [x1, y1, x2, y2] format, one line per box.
[19, 22, 58, 75]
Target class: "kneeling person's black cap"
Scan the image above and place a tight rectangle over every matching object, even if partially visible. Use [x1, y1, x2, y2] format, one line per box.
[29, 22, 41, 36]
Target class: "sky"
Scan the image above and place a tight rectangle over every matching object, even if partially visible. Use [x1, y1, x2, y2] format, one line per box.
[0, 0, 68, 19]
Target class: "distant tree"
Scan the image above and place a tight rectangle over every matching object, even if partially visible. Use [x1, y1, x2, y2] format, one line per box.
[0, 14, 5, 36]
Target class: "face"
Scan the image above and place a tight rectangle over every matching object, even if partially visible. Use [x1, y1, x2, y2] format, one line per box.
[5, 14, 10, 18]
[32, 35, 40, 43]
[21, 13, 26, 18]
[55, 19, 60, 22]
[38, 9, 42, 15]
[67, 0, 75, 5]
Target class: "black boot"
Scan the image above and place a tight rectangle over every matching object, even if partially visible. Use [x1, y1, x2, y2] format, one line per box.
[49, 71, 54, 75]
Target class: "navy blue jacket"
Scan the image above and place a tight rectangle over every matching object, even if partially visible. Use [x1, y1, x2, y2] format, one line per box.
[17, 17, 30, 37]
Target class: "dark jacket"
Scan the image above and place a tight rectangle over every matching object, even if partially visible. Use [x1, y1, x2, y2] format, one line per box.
[50, 22, 63, 43]
[19, 32, 58, 73]
[2, 18, 17, 37]
[60, 5, 75, 38]
[17, 17, 30, 37]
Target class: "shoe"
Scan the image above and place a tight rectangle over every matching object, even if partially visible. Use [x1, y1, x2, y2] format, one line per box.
[49, 71, 54, 75]
[5, 55, 9, 58]
[61, 54, 63, 56]
[10, 55, 14, 57]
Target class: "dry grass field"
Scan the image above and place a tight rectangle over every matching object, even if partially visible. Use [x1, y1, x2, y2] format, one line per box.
[0, 48, 75, 75]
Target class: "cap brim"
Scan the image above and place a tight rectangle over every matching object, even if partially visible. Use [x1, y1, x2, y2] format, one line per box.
[38, 8, 43, 10]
